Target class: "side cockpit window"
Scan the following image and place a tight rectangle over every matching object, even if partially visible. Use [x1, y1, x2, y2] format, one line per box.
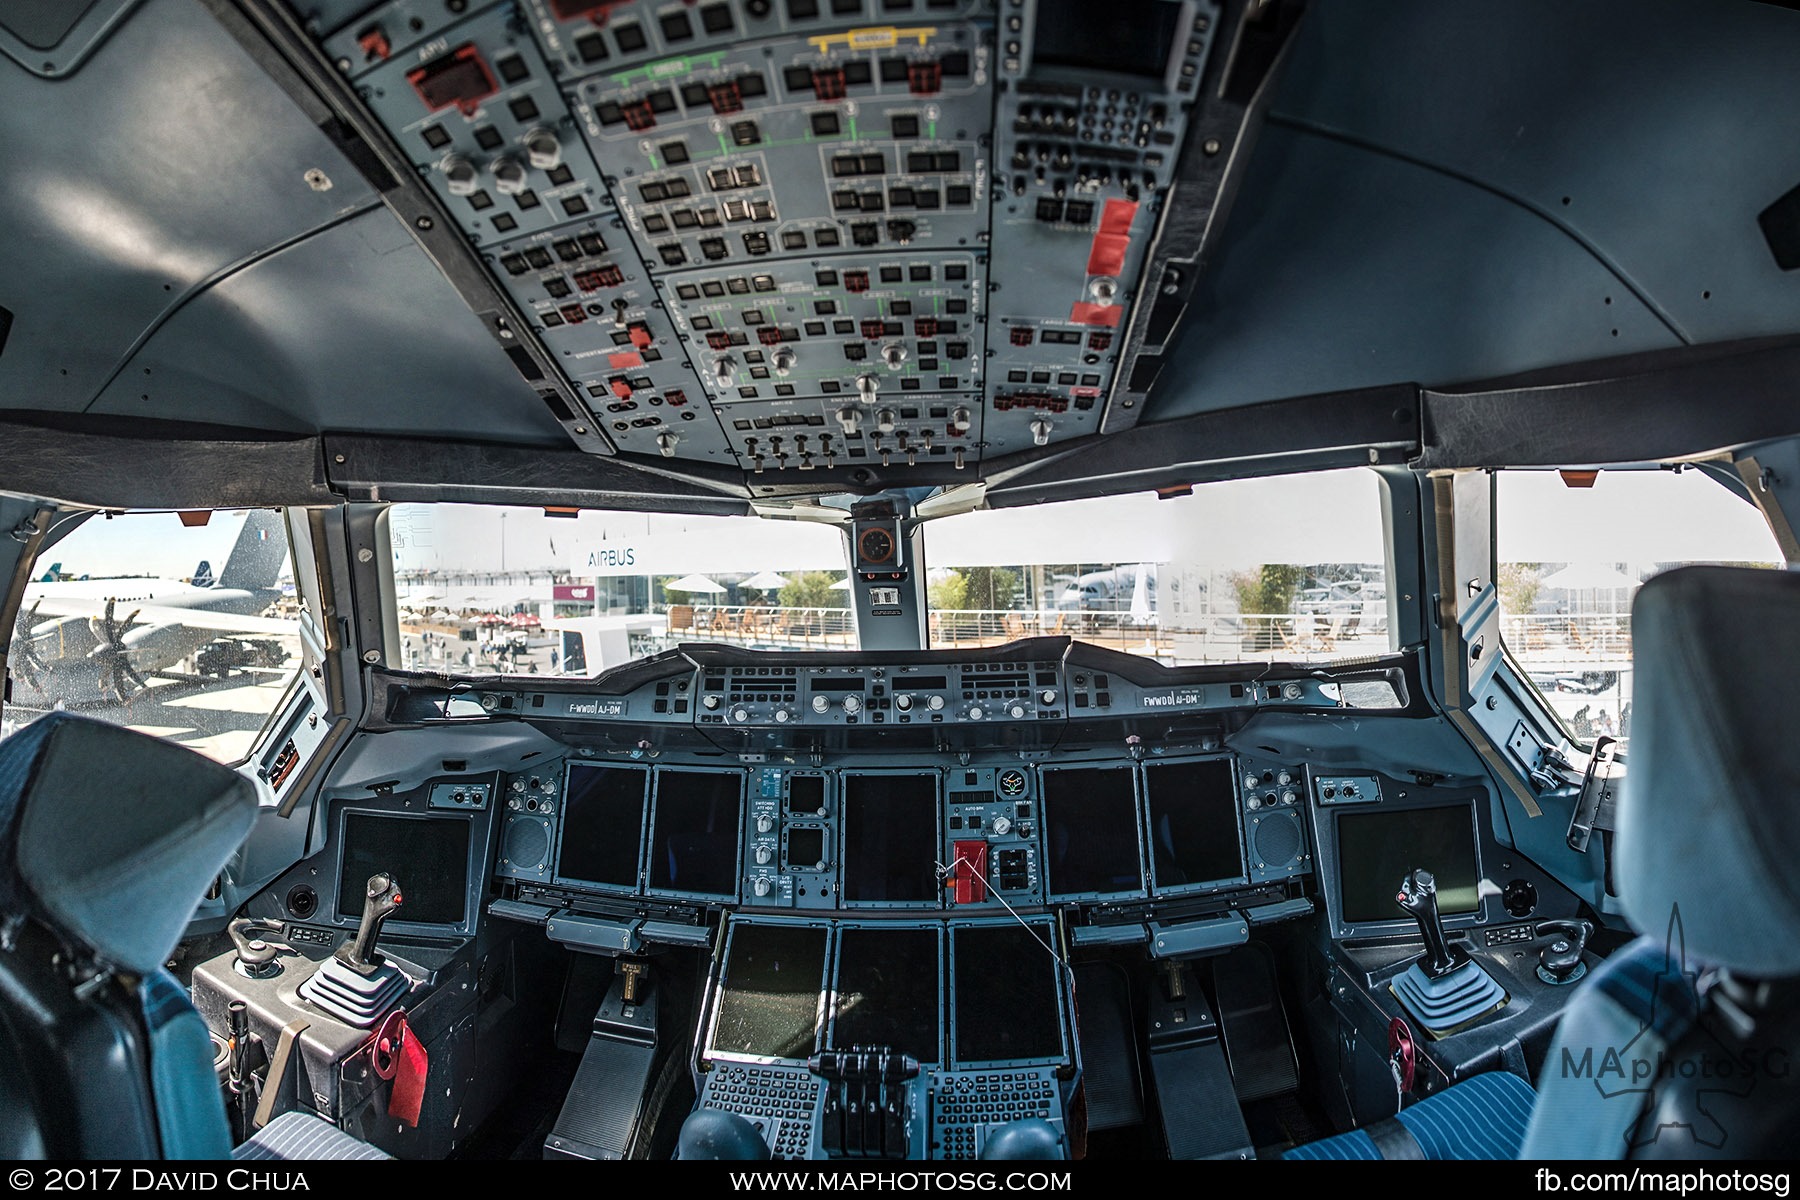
[4, 510, 306, 764]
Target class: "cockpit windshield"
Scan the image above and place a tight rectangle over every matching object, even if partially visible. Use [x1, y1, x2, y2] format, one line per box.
[388, 467, 1391, 677]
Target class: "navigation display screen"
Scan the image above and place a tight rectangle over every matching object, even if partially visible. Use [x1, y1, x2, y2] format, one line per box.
[831, 926, 941, 1063]
[557, 763, 648, 891]
[1144, 759, 1244, 890]
[338, 813, 469, 925]
[953, 924, 1062, 1064]
[1033, 0, 1181, 78]
[1041, 766, 1142, 897]
[712, 923, 828, 1060]
[1337, 804, 1481, 924]
[842, 773, 939, 904]
[647, 769, 742, 898]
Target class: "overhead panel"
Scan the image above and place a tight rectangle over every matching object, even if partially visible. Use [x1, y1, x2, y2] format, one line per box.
[298, 0, 1221, 484]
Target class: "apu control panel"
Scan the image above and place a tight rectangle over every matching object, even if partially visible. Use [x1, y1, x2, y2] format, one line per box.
[297, 0, 1221, 477]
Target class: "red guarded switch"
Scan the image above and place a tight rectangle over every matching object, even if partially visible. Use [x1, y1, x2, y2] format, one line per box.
[952, 840, 989, 905]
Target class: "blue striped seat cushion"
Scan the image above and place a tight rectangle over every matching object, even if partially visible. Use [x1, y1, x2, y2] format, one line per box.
[233, 1111, 390, 1161]
[1287, 1071, 1534, 1161]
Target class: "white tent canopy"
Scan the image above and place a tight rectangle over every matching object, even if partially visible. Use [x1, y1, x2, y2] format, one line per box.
[666, 574, 726, 595]
[741, 570, 791, 591]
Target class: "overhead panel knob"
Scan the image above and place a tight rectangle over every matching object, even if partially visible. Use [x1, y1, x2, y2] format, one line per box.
[875, 408, 897, 434]
[702, 694, 721, 710]
[440, 154, 480, 196]
[489, 155, 528, 195]
[967, 706, 984, 721]
[656, 430, 679, 457]
[881, 342, 907, 370]
[772, 347, 797, 376]
[951, 406, 972, 433]
[731, 706, 750, 723]
[523, 127, 562, 170]
[856, 373, 880, 399]
[1029, 418, 1052, 446]
[837, 405, 861, 434]
[714, 357, 737, 387]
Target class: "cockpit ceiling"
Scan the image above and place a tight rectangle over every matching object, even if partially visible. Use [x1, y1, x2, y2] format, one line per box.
[0, 0, 1797, 509]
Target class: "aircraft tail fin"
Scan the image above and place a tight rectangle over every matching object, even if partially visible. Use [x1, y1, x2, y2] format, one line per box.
[216, 510, 287, 591]
[191, 560, 215, 588]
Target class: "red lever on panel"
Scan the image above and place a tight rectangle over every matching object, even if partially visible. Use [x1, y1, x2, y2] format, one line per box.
[952, 840, 989, 905]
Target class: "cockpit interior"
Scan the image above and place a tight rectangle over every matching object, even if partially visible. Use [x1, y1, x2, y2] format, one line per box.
[3, 0, 1800, 1168]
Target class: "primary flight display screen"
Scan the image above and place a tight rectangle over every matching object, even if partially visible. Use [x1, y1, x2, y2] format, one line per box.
[647, 769, 742, 898]
[830, 926, 941, 1063]
[338, 813, 469, 925]
[1143, 759, 1244, 890]
[841, 773, 940, 904]
[556, 763, 647, 891]
[1337, 804, 1481, 924]
[1041, 766, 1143, 897]
[952, 923, 1063, 1064]
[712, 922, 829, 1061]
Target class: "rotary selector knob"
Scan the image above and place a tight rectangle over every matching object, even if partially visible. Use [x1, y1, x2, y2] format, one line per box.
[875, 408, 897, 434]
[772, 347, 797, 376]
[753, 878, 772, 897]
[993, 815, 1013, 836]
[1008, 703, 1026, 719]
[1030, 418, 1052, 446]
[714, 357, 737, 388]
[856, 374, 880, 399]
[523, 127, 562, 170]
[837, 405, 862, 434]
[542, 780, 556, 795]
[508, 797, 521, 810]
[894, 694, 913, 711]
[881, 342, 907, 370]
[1244, 773, 1259, 790]
[842, 694, 862, 714]
[703, 694, 721, 710]
[731, 706, 751, 723]
[927, 695, 945, 711]
[755, 846, 773, 864]
[1280, 789, 1298, 805]
[489, 156, 528, 195]
[951, 406, 972, 433]
[812, 695, 831, 713]
[1040, 689, 1057, 705]
[967, 706, 984, 721]
[1247, 795, 1263, 810]
[512, 779, 526, 793]
[774, 708, 791, 723]
[756, 815, 775, 834]
[440, 154, 479, 196]
[1277, 770, 1293, 786]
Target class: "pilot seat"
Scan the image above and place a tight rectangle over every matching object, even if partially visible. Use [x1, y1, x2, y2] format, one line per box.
[0, 713, 385, 1160]
[1291, 565, 1800, 1159]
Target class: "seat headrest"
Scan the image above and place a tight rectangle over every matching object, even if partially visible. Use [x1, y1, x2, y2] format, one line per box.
[1618, 566, 1800, 978]
[0, 714, 256, 975]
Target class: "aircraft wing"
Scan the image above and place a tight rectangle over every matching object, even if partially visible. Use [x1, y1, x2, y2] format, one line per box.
[22, 596, 298, 636]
